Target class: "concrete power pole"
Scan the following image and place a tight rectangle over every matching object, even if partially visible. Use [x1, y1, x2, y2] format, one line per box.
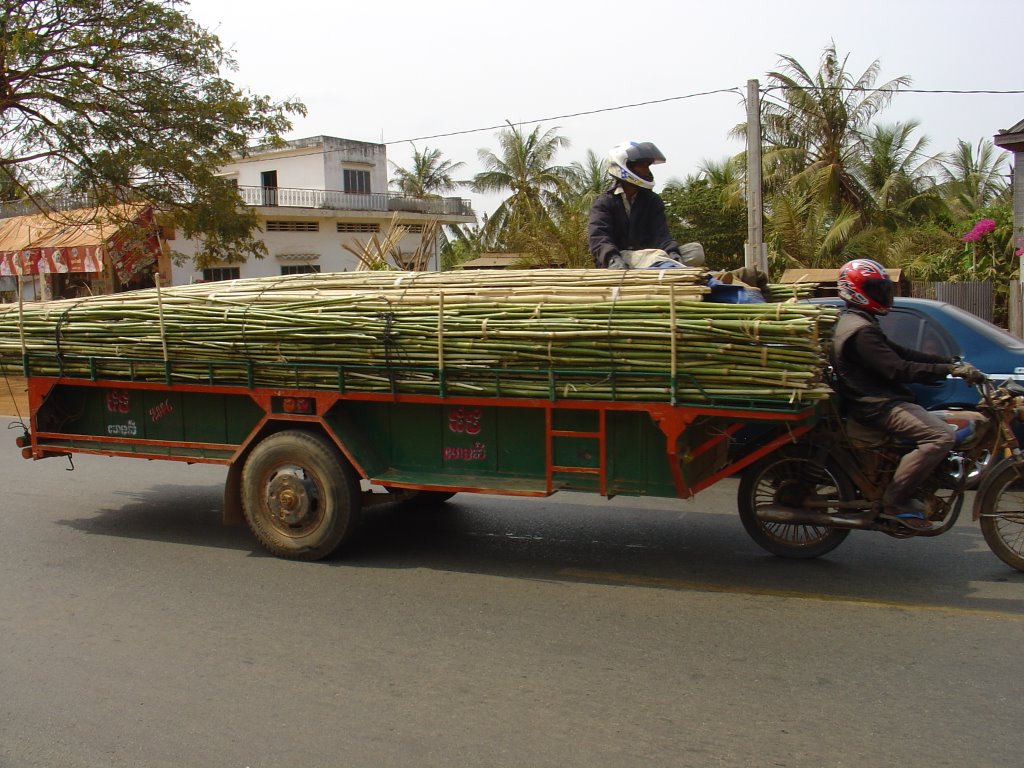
[744, 79, 768, 273]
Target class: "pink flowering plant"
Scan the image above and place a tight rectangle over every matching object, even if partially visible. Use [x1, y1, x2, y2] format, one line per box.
[957, 211, 1016, 283]
[960, 218, 997, 242]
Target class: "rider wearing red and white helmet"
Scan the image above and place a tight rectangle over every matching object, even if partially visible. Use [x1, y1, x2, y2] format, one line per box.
[587, 141, 704, 270]
[836, 258, 895, 314]
[831, 259, 982, 529]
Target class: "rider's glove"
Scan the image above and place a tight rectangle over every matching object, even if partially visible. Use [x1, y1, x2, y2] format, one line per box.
[607, 254, 627, 270]
[952, 363, 985, 386]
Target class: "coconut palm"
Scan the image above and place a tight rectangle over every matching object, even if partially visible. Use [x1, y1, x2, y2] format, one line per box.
[389, 145, 465, 198]
[937, 138, 1009, 216]
[855, 120, 944, 229]
[470, 123, 573, 245]
[511, 148, 606, 268]
[566, 149, 608, 203]
[767, 182, 860, 270]
[759, 43, 910, 216]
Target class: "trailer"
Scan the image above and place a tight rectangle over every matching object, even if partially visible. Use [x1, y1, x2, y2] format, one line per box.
[13, 352, 821, 560]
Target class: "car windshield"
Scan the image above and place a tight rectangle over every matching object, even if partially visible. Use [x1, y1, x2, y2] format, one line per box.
[938, 303, 1024, 351]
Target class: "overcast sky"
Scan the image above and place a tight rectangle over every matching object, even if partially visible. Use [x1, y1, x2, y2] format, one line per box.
[188, 0, 1023, 218]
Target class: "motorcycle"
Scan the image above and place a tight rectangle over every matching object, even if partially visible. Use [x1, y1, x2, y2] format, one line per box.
[737, 376, 1024, 572]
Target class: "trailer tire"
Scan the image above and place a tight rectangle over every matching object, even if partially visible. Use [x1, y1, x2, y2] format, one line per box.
[737, 445, 852, 559]
[241, 430, 360, 561]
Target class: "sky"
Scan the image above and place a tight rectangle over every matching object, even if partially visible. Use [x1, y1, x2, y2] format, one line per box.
[187, 0, 1024, 219]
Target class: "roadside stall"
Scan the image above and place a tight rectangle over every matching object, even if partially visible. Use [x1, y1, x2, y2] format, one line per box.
[0, 204, 167, 301]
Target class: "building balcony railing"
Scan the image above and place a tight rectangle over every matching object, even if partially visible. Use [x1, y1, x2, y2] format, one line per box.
[236, 186, 474, 218]
[0, 187, 476, 221]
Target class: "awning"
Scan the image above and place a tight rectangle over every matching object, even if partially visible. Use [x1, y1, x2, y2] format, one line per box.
[0, 204, 153, 277]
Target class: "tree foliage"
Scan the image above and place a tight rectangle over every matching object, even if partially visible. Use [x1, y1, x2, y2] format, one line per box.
[937, 139, 1009, 217]
[388, 145, 465, 198]
[759, 42, 910, 214]
[854, 121, 943, 229]
[471, 123, 573, 245]
[0, 0, 304, 266]
[662, 157, 747, 271]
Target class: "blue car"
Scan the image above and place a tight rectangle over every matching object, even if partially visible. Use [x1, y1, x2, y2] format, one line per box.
[809, 296, 1024, 409]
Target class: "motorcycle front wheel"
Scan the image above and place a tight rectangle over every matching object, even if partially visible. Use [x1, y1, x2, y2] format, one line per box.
[738, 445, 853, 559]
[975, 459, 1024, 572]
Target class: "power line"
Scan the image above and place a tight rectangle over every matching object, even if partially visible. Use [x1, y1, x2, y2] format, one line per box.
[764, 85, 1024, 95]
[383, 87, 743, 145]
[225, 87, 744, 166]
[226, 84, 1022, 167]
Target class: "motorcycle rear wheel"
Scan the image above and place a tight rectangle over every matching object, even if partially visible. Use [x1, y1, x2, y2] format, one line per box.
[738, 445, 853, 559]
[976, 459, 1024, 572]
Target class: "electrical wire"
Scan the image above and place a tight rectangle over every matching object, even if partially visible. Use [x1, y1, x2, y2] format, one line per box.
[222, 84, 1023, 166]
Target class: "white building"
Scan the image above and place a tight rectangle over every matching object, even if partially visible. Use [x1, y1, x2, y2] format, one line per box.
[171, 135, 475, 284]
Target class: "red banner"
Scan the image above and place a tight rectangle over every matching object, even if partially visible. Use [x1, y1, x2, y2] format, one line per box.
[0, 245, 104, 276]
[107, 209, 160, 283]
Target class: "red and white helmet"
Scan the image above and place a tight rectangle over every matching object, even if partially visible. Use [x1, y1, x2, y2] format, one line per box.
[837, 259, 894, 315]
[608, 141, 666, 190]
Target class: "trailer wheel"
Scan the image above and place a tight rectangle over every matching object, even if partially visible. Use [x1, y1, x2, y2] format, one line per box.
[241, 430, 360, 561]
[737, 445, 852, 559]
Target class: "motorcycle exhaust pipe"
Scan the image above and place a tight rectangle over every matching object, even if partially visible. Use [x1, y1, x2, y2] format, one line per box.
[756, 504, 874, 529]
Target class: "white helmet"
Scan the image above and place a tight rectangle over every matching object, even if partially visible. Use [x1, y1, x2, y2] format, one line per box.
[607, 141, 666, 189]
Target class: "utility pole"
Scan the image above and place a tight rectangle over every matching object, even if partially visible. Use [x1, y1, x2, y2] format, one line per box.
[745, 79, 768, 273]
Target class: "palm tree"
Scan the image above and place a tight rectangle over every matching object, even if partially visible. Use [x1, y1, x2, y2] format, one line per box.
[767, 182, 860, 270]
[937, 138, 1009, 216]
[441, 217, 498, 270]
[470, 123, 572, 245]
[389, 145, 465, 198]
[566, 149, 608, 204]
[696, 156, 746, 210]
[504, 149, 608, 269]
[855, 120, 944, 229]
[759, 42, 910, 216]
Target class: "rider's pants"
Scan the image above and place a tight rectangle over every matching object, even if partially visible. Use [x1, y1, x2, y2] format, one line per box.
[877, 402, 955, 506]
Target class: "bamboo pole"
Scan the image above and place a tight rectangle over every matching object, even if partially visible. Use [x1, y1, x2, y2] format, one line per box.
[154, 272, 168, 363]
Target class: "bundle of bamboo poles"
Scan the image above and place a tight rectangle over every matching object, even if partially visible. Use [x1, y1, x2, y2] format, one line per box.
[766, 282, 819, 301]
[0, 269, 838, 406]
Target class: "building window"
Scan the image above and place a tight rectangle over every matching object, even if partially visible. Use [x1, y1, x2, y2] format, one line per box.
[337, 223, 381, 233]
[343, 169, 371, 194]
[203, 267, 241, 282]
[281, 264, 321, 276]
[405, 224, 425, 233]
[265, 221, 319, 232]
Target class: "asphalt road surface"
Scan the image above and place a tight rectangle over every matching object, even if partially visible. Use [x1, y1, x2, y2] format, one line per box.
[1, 432, 1022, 768]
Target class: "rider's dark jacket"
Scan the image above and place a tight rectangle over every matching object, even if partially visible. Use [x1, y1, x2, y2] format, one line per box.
[830, 307, 954, 422]
[587, 185, 680, 268]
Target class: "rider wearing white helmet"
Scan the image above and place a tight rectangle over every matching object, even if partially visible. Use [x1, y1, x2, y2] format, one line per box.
[587, 141, 704, 270]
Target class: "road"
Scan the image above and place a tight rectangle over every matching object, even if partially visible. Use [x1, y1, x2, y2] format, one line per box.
[0, 432, 1022, 768]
